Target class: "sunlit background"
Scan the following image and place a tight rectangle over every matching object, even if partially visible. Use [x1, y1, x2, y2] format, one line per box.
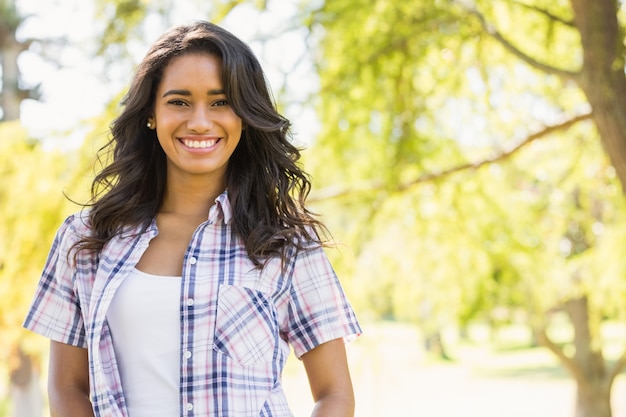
[2, 0, 626, 416]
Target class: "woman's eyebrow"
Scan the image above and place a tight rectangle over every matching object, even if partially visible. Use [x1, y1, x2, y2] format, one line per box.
[162, 89, 190, 98]
[162, 89, 225, 97]
[207, 89, 225, 96]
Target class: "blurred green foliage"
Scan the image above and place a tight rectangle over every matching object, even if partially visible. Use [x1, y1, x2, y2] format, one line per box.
[301, 0, 626, 330]
[2, 0, 626, 415]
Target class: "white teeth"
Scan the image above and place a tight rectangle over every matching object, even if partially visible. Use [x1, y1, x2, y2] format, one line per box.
[183, 139, 217, 148]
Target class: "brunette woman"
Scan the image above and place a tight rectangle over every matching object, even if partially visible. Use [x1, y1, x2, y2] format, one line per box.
[24, 20, 361, 417]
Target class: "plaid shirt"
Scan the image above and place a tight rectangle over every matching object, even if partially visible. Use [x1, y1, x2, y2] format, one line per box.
[23, 192, 361, 417]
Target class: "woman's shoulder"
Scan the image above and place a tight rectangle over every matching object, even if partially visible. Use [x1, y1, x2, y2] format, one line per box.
[55, 209, 93, 241]
[294, 223, 328, 248]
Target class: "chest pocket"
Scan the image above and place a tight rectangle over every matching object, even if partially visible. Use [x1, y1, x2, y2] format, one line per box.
[214, 285, 278, 365]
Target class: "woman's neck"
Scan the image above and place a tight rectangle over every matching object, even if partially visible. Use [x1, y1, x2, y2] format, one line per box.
[160, 175, 226, 217]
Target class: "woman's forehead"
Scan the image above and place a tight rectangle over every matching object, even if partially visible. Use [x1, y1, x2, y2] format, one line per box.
[157, 53, 224, 92]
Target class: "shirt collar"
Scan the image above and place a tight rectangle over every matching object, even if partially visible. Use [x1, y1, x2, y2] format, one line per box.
[209, 190, 232, 225]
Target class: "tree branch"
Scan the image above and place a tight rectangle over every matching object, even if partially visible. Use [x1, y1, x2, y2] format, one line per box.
[508, 0, 575, 27]
[398, 112, 593, 190]
[309, 112, 592, 202]
[608, 347, 626, 385]
[537, 327, 592, 391]
[456, 1, 579, 81]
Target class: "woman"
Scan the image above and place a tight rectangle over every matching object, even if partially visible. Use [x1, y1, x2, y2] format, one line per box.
[23, 21, 361, 417]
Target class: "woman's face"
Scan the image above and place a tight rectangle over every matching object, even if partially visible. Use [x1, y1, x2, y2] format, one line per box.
[152, 52, 243, 186]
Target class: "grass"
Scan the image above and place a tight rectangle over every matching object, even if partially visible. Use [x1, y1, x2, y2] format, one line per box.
[282, 320, 626, 417]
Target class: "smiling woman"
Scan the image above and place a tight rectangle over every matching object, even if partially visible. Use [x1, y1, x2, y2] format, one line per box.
[150, 53, 243, 186]
[22, 20, 361, 417]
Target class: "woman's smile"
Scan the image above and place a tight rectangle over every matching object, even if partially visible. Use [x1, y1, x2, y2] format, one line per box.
[179, 135, 221, 150]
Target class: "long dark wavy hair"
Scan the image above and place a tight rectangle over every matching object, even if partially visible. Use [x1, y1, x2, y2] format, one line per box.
[75, 21, 327, 266]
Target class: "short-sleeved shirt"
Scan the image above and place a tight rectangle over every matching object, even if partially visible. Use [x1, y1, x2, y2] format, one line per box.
[23, 191, 361, 417]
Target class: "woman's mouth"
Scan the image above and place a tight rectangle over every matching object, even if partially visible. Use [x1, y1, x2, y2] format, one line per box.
[181, 137, 220, 148]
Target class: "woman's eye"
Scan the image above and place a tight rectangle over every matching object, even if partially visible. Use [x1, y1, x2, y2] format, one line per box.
[213, 99, 228, 107]
[168, 99, 187, 106]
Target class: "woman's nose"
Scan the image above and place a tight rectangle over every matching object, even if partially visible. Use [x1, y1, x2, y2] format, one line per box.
[187, 107, 214, 132]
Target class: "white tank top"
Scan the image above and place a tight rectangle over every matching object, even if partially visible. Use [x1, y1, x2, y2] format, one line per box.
[106, 268, 182, 417]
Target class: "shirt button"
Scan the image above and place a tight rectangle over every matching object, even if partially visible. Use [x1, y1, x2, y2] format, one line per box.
[189, 257, 197, 265]
[186, 298, 194, 306]
[184, 351, 192, 359]
[186, 403, 194, 411]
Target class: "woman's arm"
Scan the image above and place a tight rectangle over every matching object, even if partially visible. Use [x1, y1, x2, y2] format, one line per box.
[302, 338, 355, 417]
[48, 341, 95, 417]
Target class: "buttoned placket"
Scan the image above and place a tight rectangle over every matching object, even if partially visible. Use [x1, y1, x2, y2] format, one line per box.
[179, 218, 215, 416]
[179, 195, 225, 416]
[182, 254, 196, 363]
[181, 244, 196, 416]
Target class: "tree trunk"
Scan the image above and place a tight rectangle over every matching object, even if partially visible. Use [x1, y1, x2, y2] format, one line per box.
[0, 39, 23, 121]
[0, 4, 29, 121]
[569, 0, 626, 195]
[9, 346, 43, 417]
[564, 296, 612, 417]
[555, 4, 626, 413]
[423, 329, 452, 361]
[573, 383, 612, 417]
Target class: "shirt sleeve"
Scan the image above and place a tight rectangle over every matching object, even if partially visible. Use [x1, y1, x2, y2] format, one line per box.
[22, 215, 88, 348]
[285, 244, 361, 358]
